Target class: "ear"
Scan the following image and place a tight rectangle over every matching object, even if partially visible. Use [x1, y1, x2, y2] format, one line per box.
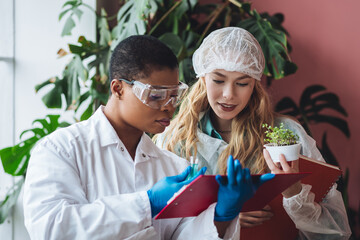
[110, 79, 124, 98]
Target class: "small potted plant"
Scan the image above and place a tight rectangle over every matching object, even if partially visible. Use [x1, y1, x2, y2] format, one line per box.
[262, 123, 301, 162]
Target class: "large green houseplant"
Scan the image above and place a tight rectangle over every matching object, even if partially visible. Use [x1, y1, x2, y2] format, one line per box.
[0, 0, 297, 223]
[1, 1, 356, 236]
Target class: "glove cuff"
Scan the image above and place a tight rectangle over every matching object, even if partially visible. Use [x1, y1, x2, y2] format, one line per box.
[214, 207, 239, 222]
[147, 189, 156, 218]
[214, 213, 237, 222]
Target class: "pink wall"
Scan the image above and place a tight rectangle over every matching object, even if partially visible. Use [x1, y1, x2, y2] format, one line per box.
[250, 0, 360, 212]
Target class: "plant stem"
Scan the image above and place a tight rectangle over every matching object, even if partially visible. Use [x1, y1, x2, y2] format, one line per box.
[105, 14, 118, 21]
[82, 2, 97, 15]
[148, 1, 182, 35]
[229, 0, 242, 8]
[196, 1, 230, 47]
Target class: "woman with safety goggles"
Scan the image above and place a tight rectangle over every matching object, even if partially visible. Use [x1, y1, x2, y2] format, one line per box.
[155, 27, 351, 239]
[23, 34, 273, 240]
[117, 78, 188, 111]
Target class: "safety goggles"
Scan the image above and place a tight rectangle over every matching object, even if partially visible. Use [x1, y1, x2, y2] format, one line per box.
[119, 79, 189, 109]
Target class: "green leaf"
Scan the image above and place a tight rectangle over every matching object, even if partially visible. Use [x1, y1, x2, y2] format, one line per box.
[59, 0, 84, 36]
[62, 0, 79, 8]
[77, 91, 90, 109]
[80, 101, 94, 121]
[0, 115, 69, 176]
[0, 140, 34, 176]
[241, 2, 252, 13]
[35, 77, 64, 109]
[0, 178, 24, 224]
[87, 47, 110, 70]
[59, 122, 71, 128]
[61, 16, 76, 37]
[98, 9, 112, 46]
[89, 88, 109, 106]
[68, 44, 84, 55]
[283, 61, 297, 75]
[72, 55, 87, 81]
[33, 115, 62, 133]
[62, 55, 87, 110]
[159, 32, 184, 57]
[68, 36, 103, 60]
[35, 77, 58, 93]
[41, 82, 63, 109]
[174, 0, 198, 17]
[238, 10, 297, 79]
[20, 128, 45, 139]
[183, 30, 200, 49]
[179, 57, 196, 85]
[260, 12, 288, 36]
[72, 8, 83, 20]
[59, 9, 71, 21]
[112, 0, 158, 48]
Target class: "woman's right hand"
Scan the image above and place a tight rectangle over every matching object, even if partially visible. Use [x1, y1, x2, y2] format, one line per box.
[239, 205, 273, 228]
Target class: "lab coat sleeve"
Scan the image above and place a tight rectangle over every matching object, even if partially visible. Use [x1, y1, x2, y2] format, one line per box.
[280, 118, 351, 239]
[171, 203, 240, 240]
[283, 184, 351, 240]
[23, 138, 156, 240]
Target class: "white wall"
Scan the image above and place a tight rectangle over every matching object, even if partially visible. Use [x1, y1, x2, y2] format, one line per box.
[0, 0, 15, 238]
[0, 0, 95, 238]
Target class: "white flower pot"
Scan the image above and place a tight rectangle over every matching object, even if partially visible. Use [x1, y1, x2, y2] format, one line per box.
[264, 142, 301, 163]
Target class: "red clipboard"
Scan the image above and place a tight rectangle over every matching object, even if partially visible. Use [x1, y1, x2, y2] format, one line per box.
[155, 172, 310, 219]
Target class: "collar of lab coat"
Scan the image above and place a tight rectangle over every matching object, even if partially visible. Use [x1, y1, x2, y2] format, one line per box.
[93, 106, 123, 147]
[196, 112, 227, 161]
[136, 132, 161, 159]
[93, 106, 160, 159]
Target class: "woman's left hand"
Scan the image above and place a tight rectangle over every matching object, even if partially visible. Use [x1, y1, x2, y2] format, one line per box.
[263, 149, 302, 198]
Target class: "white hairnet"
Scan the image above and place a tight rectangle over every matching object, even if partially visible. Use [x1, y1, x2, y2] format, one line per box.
[192, 27, 265, 80]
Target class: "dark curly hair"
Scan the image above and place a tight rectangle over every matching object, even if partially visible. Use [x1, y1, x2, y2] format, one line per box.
[110, 35, 178, 85]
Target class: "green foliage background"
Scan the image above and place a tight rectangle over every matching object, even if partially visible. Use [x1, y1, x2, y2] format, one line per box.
[0, 1, 356, 236]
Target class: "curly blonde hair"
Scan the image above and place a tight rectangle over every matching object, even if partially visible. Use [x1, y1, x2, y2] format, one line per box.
[155, 78, 275, 174]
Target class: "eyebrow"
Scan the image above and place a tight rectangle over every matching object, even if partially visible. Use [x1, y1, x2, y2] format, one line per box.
[212, 71, 251, 80]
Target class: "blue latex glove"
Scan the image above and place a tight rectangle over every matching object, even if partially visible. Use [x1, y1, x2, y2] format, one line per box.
[147, 166, 207, 217]
[214, 155, 275, 222]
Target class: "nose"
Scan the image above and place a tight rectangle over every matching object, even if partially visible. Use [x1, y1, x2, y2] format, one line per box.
[222, 83, 235, 100]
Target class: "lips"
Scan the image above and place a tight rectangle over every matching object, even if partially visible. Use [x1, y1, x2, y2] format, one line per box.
[218, 103, 237, 112]
[218, 102, 237, 112]
[156, 118, 171, 127]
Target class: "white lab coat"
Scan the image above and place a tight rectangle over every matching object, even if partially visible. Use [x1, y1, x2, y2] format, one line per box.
[156, 114, 352, 239]
[23, 106, 240, 240]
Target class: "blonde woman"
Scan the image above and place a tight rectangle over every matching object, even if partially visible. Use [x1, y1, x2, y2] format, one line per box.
[155, 27, 351, 239]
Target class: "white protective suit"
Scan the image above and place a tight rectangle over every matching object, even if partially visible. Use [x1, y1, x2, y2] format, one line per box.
[156, 113, 352, 240]
[23, 107, 240, 240]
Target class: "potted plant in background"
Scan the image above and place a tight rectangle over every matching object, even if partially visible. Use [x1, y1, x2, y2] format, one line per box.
[0, 0, 298, 224]
[0, 0, 357, 237]
[263, 123, 301, 162]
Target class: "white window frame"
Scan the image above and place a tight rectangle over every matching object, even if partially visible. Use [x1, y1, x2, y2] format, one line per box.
[0, 0, 15, 238]
[0, 0, 96, 238]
